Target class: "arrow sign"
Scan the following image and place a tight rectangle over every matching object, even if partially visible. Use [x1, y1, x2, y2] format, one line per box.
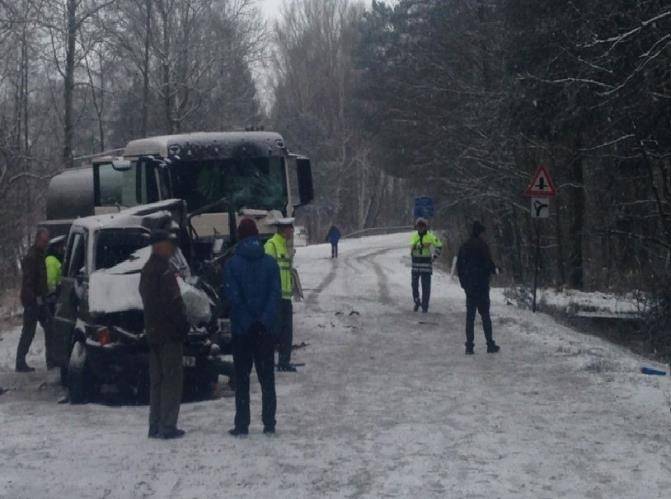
[525, 165, 557, 198]
[531, 197, 550, 219]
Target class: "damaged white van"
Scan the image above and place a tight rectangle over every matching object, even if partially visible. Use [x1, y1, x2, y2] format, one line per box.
[52, 200, 230, 403]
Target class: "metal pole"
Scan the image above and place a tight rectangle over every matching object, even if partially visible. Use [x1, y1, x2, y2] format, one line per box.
[532, 222, 540, 313]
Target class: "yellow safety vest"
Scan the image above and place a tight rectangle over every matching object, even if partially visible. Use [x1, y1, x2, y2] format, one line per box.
[45, 255, 62, 293]
[265, 233, 294, 300]
[410, 230, 443, 274]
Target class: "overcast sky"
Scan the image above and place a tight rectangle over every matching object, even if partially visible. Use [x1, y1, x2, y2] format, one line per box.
[259, 0, 380, 19]
[260, 0, 283, 18]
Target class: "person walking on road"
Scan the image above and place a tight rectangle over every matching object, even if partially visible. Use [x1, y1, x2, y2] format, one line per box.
[16, 227, 53, 372]
[410, 218, 443, 313]
[224, 219, 281, 436]
[457, 221, 500, 355]
[265, 217, 298, 372]
[139, 230, 190, 440]
[326, 225, 342, 258]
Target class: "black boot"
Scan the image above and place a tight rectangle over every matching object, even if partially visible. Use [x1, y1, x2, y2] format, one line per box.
[413, 302, 420, 312]
[465, 343, 474, 355]
[277, 363, 297, 372]
[160, 428, 186, 440]
[487, 342, 500, 354]
[229, 427, 249, 437]
[16, 361, 35, 373]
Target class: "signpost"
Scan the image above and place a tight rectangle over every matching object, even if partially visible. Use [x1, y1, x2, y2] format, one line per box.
[524, 166, 557, 312]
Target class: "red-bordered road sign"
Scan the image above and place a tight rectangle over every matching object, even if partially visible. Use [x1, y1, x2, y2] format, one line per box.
[525, 165, 557, 198]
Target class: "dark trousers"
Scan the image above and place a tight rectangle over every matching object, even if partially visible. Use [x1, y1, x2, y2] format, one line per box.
[149, 342, 183, 434]
[277, 299, 293, 366]
[232, 331, 277, 431]
[331, 243, 338, 258]
[466, 291, 494, 346]
[411, 271, 432, 311]
[16, 303, 53, 368]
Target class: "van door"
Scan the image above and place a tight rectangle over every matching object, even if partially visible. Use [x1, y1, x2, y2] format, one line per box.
[52, 230, 88, 367]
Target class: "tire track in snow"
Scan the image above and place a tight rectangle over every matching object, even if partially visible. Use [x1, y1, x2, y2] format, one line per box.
[305, 245, 402, 312]
[305, 257, 340, 308]
[354, 247, 397, 306]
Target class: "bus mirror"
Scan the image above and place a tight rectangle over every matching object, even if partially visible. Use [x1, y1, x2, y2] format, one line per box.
[111, 159, 132, 172]
[296, 158, 314, 206]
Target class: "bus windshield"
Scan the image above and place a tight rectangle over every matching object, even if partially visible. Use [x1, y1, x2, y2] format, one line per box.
[168, 157, 287, 213]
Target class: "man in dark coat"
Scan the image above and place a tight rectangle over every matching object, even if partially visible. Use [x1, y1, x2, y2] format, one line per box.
[224, 219, 281, 436]
[139, 230, 190, 439]
[326, 225, 341, 258]
[457, 222, 500, 355]
[16, 227, 53, 372]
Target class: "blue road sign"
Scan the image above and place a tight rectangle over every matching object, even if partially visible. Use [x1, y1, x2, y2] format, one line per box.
[413, 196, 434, 219]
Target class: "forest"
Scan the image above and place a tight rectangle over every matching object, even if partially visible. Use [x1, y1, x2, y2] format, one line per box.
[1, 0, 670, 307]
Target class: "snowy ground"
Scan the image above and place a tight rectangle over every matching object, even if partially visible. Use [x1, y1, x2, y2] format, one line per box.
[1, 233, 671, 498]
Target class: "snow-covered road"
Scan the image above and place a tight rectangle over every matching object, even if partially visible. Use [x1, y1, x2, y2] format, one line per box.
[1, 233, 670, 498]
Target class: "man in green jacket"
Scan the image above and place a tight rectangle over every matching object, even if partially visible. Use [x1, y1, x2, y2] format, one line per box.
[410, 218, 443, 313]
[265, 218, 297, 372]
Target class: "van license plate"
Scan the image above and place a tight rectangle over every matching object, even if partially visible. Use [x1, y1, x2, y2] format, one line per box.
[183, 356, 196, 367]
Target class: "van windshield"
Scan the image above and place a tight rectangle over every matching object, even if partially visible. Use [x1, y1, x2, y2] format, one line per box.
[168, 157, 287, 213]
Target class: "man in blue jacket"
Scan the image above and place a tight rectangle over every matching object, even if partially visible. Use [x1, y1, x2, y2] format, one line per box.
[223, 218, 281, 436]
[326, 225, 341, 258]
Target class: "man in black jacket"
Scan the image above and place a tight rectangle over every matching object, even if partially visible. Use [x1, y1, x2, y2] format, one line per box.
[16, 227, 52, 372]
[139, 230, 190, 439]
[457, 222, 500, 355]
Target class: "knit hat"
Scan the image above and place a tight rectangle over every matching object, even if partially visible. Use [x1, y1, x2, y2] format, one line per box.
[237, 218, 259, 240]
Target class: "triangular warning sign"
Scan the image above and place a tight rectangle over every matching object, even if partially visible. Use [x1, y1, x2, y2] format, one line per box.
[525, 165, 556, 197]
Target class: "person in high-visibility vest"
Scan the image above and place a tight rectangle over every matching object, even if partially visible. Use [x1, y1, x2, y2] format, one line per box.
[410, 218, 443, 313]
[265, 217, 297, 372]
[45, 236, 65, 315]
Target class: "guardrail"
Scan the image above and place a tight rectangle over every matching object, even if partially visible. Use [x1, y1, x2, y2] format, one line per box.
[344, 226, 414, 239]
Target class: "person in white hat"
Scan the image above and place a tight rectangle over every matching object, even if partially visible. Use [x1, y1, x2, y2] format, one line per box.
[264, 217, 298, 372]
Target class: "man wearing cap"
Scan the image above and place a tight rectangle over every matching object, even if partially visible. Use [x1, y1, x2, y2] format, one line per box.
[16, 227, 52, 372]
[139, 230, 190, 439]
[224, 219, 280, 436]
[410, 218, 443, 313]
[265, 218, 297, 372]
[457, 221, 500, 355]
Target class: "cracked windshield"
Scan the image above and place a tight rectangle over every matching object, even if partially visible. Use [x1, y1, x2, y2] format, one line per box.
[170, 157, 287, 213]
